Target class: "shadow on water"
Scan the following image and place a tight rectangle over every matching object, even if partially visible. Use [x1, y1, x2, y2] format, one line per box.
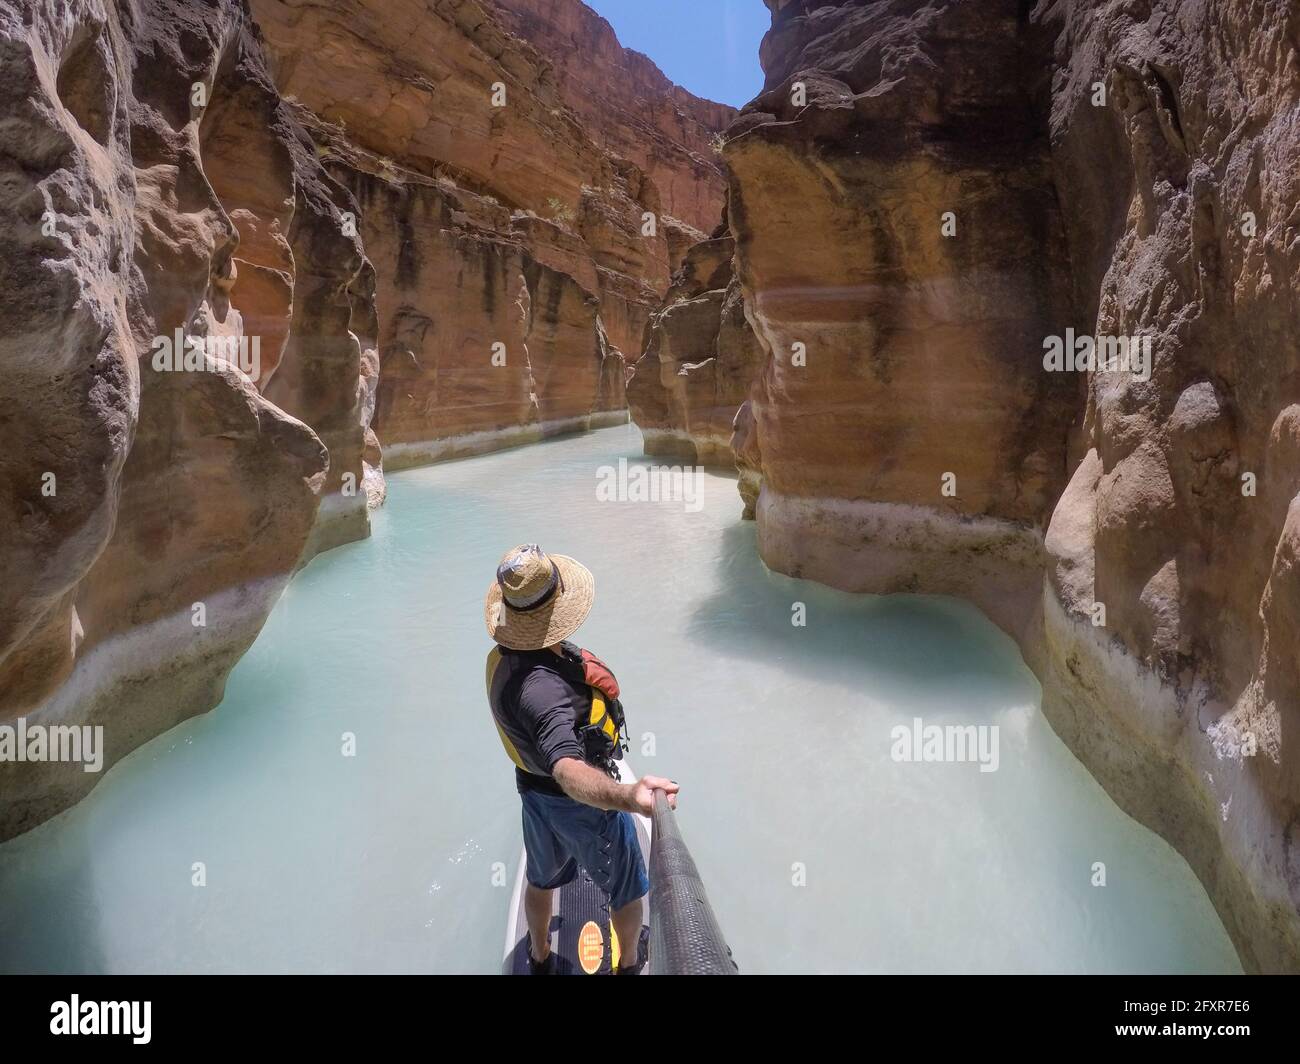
[0, 812, 111, 974]
[685, 521, 1040, 718]
[668, 511, 1238, 975]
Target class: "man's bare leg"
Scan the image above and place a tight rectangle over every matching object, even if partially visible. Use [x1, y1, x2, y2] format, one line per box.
[612, 896, 644, 971]
[525, 884, 554, 961]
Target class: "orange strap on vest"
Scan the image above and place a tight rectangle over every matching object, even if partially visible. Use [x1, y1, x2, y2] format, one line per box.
[579, 648, 620, 701]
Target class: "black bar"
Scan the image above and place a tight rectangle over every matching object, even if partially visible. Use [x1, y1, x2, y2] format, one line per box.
[647, 788, 737, 975]
[1, 975, 1292, 1047]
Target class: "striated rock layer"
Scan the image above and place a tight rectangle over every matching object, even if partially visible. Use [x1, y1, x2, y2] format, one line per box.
[0, 0, 380, 837]
[0, 0, 728, 838]
[249, 0, 733, 468]
[627, 223, 766, 468]
[730, 0, 1300, 970]
[487, 0, 733, 236]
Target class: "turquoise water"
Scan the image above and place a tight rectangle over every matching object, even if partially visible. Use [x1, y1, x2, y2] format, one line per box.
[0, 426, 1240, 973]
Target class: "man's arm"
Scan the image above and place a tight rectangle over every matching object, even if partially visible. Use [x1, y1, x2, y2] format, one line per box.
[552, 758, 679, 817]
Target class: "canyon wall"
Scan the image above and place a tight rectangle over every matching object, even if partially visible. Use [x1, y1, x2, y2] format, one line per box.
[0, 0, 378, 838]
[248, 0, 733, 468]
[627, 224, 766, 467]
[1036, 0, 1300, 976]
[724, 0, 1300, 971]
[7, 0, 1291, 974]
[487, 0, 734, 236]
[0, 0, 730, 838]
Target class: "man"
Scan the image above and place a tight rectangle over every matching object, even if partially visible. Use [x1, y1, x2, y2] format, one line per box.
[484, 543, 678, 975]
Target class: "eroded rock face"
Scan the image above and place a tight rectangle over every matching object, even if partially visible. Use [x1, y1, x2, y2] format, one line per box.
[248, 0, 732, 465]
[487, 0, 732, 235]
[1036, 0, 1300, 974]
[0, 0, 377, 838]
[627, 228, 766, 467]
[0, 0, 728, 837]
[731, 0, 1076, 524]
[729, 0, 1300, 970]
[319, 154, 628, 469]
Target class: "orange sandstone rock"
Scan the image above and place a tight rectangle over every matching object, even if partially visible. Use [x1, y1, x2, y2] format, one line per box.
[249, 0, 733, 463]
[628, 229, 765, 468]
[0, 0, 378, 838]
[730, 0, 1300, 971]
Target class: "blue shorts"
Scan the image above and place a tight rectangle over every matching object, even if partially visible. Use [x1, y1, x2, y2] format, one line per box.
[520, 788, 649, 912]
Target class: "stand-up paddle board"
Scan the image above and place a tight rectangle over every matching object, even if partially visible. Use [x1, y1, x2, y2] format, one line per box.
[502, 761, 652, 975]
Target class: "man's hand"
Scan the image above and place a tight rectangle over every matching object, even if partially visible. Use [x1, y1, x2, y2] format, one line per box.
[552, 759, 680, 815]
[630, 775, 679, 816]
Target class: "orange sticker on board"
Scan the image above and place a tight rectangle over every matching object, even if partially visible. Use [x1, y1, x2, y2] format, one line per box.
[577, 920, 605, 975]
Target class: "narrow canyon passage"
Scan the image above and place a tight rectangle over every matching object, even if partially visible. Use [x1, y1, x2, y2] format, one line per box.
[0, 428, 1238, 973]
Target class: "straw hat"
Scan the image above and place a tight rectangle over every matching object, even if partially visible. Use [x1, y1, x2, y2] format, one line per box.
[484, 544, 595, 650]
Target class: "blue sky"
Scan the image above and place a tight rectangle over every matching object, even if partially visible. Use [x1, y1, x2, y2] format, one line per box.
[584, 0, 769, 108]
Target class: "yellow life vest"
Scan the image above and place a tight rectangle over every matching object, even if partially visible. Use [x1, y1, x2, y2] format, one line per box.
[485, 645, 625, 775]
